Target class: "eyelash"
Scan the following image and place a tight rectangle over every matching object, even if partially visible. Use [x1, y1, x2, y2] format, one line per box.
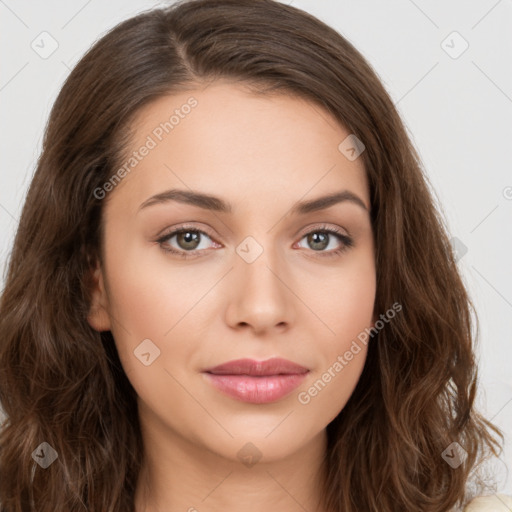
[155, 223, 354, 259]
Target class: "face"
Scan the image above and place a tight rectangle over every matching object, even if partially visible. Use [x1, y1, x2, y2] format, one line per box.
[88, 80, 376, 463]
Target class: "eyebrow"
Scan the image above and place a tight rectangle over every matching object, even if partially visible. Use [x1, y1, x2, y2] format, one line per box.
[138, 188, 369, 215]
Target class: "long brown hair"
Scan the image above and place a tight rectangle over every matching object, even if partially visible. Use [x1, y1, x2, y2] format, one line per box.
[0, 0, 503, 510]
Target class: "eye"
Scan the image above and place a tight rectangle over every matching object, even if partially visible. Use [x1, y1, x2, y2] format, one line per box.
[295, 224, 353, 258]
[155, 223, 354, 259]
[156, 225, 219, 258]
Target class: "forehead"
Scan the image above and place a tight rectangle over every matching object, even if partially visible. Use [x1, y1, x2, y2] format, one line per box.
[108, 81, 370, 216]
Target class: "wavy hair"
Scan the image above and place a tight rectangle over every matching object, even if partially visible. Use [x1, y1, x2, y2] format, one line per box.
[0, 0, 503, 510]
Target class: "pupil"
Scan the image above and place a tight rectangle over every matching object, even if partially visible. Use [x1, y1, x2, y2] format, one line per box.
[179, 231, 199, 249]
[309, 232, 328, 250]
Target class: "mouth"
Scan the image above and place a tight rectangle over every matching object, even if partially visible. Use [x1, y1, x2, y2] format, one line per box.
[202, 357, 310, 404]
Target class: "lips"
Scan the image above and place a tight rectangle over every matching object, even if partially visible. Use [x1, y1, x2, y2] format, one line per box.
[203, 357, 309, 376]
[202, 357, 309, 404]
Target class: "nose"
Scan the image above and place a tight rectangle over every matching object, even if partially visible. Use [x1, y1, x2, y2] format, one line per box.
[224, 246, 295, 335]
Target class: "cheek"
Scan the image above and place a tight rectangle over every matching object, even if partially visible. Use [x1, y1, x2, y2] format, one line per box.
[104, 235, 205, 337]
[302, 256, 375, 415]
[101, 240, 202, 386]
[315, 254, 376, 342]
[104, 263, 198, 412]
[298, 268, 374, 419]
[298, 342, 368, 427]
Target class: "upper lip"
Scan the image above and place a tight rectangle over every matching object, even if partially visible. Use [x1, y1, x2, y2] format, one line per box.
[203, 357, 309, 376]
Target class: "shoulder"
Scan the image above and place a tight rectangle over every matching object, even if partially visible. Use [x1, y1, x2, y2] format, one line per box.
[463, 494, 512, 511]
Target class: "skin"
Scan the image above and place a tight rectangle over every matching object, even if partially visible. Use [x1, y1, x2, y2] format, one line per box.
[87, 80, 377, 512]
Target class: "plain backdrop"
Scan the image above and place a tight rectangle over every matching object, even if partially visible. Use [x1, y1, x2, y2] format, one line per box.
[0, 0, 511, 495]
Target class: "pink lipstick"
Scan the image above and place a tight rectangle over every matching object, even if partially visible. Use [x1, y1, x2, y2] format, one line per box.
[202, 357, 309, 404]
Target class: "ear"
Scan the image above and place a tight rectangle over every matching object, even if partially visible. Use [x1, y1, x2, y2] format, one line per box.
[87, 259, 112, 332]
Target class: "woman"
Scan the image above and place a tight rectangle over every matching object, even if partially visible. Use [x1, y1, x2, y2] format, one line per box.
[0, 0, 508, 510]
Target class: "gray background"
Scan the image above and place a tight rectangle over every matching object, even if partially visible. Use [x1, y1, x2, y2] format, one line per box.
[1, 0, 511, 495]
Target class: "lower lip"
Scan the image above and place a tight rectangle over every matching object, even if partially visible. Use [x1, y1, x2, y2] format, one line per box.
[203, 372, 308, 404]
